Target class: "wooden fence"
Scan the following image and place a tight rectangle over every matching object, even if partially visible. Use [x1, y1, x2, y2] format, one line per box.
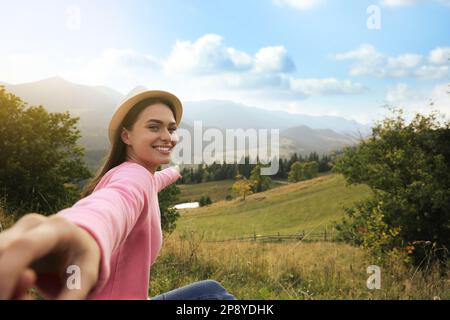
[206, 230, 337, 243]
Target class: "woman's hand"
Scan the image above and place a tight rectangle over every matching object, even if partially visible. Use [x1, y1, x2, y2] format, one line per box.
[172, 164, 180, 174]
[0, 213, 101, 300]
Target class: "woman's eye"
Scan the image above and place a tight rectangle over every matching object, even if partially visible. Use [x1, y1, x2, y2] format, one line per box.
[169, 128, 177, 133]
[148, 126, 159, 131]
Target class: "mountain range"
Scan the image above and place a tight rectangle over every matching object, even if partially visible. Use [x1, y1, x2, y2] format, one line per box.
[1, 77, 369, 167]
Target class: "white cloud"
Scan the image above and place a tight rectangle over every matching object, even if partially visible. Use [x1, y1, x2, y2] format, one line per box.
[0, 34, 367, 108]
[428, 83, 450, 117]
[335, 44, 450, 79]
[227, 48, 254, 69]
[381, 0, 450, 7]
[160, 34, 364, 99]
[334, 44, 385, 76]
[381, 0, 420, 7]
[66, 48, 163, 92]
[273, 0, 323, 10]
[87, 48, 161, 72]
[164, 34, 253, 75]
[385, 83, 424, 104]
[415, 65, 450, 80]
[181, 72, 364, 99]
[387, 54, 422, 69]
[0, 53, 60, 84]
[428, 47, 450, 64]
[274, 0, 449, 9]
[164, 34, 294, 76]
[335, 44, 382, 61]
[288, 77, 366, 95]
[385, 83, 450, 119]
[253, 46, 296, 74]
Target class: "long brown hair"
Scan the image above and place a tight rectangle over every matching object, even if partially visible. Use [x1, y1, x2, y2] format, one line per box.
[80, 97, 177, 199]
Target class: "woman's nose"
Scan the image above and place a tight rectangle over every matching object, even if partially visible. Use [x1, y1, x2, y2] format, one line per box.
[160, 128, 175, 142]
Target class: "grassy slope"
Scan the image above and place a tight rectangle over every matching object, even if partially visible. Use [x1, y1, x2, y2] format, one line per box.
[176, 179, 285, 203]
[175, 173, 372, 240]
[152, 235, 450, 299]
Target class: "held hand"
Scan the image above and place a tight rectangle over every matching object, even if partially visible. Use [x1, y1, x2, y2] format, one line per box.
[0, 213, 101, 300]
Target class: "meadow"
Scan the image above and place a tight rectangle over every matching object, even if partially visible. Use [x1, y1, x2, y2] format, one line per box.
[175, 174, 371, 241]
[1, 173, 448, 299]
[150, 232, 450, 299]
[149, 173, 449, 299]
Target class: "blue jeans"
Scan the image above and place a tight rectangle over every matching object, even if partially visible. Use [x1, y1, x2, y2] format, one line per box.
[151, 280, 237, 300]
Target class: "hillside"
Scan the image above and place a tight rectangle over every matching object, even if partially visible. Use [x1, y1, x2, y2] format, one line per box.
[281, 125, 360, 154]
[177, 179, 286, 203]
[175, 173, 372, 240]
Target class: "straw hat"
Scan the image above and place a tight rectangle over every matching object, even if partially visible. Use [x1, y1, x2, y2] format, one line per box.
[108, 88, 183, 143]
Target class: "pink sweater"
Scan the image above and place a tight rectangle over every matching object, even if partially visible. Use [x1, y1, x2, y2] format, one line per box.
[54, 161, 181, 299]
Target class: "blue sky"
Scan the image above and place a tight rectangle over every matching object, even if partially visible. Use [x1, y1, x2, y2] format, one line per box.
[0, 0, 449, 124]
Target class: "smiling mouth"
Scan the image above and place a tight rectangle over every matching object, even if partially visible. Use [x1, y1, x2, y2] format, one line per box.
[153, 146, 173, 154]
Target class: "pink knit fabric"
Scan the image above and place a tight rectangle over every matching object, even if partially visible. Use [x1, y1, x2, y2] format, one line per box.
[53, 161, 181, 299]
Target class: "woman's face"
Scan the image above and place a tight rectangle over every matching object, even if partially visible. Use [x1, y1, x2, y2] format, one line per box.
[121, 103, 178, 172]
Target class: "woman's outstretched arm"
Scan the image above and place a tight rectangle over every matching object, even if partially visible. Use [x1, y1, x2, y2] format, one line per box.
[154, 165, 182, 192]
[0, 213, 101, 299]
[0, 163, 152, 299]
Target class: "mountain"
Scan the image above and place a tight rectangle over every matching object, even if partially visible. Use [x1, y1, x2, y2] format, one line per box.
[2, 77, 367, 167]
[281, 125, 360, 155]
[3, 77, 124, 150]
[184, 100, 370, 135]
[3, 77, 123, 115]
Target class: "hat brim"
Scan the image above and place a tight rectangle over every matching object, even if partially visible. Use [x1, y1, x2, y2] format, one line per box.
[108, 90, 183, 143]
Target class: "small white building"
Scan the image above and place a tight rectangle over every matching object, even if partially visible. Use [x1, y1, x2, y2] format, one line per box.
[173, 202, 200, 209]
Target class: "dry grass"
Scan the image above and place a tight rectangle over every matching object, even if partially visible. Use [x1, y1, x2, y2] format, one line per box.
[150, 232, 450, 300]
[0, 202, 16, 232]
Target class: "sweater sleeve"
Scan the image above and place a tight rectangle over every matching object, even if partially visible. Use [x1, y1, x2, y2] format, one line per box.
[56, 164, 152, 293]
[154, 166, 182, 192]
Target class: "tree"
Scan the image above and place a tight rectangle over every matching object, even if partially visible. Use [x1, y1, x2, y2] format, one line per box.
[250, 164, 271, 193]
[199, 195, 212, 207]
[303, 161, 319, 179]
[158, 182, 181, 234]
[232, 173, 253, 200]
[334, 109, 450, 266]
[288, 161, 303, 182]
[318, 155, 332, 172]
[275, 157, 288, 179]
[0, 87, 91, 216]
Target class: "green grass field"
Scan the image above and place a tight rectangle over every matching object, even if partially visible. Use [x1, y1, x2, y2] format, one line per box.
[152, 175, 449, 299]
[175, 174, 372, 240]
[176, 179, 286, 203]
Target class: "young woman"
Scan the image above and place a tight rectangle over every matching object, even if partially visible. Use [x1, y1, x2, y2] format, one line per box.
[0, 90, 236, 300]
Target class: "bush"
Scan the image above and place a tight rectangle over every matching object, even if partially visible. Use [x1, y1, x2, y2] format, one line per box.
[199, 196, 212, 207]
[159, 183, 181, 234]
[0, 87, 91, 216]
[334, 109, 450, 267]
